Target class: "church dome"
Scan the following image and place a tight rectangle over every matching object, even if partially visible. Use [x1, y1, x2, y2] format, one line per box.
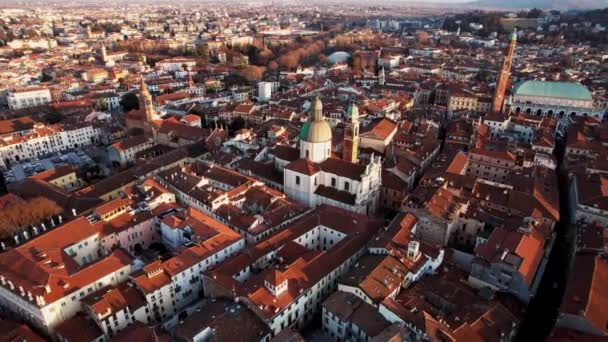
[327, 51, 351, 64]
[301, 97, 332, 143]
[305, 120, 332, 143]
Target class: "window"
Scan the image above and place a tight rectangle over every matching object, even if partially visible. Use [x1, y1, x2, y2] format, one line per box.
[344, 182, 350, 191]
[331, 178, 336, 187]
[295, 176, 300, 185]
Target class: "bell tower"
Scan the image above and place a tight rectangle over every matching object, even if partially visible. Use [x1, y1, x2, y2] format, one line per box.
[100, 43, 108, 63]
[492, 29, 517, 113]
[342, 103, 359, 163]
[139, 77, 156, 130]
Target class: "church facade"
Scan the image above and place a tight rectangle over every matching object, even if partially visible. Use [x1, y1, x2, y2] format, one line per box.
[283, 98, 382, 215]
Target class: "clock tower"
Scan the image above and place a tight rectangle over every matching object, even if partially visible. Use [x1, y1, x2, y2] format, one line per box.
[492, 29, 517, 113]
[342, 103, 360, 163]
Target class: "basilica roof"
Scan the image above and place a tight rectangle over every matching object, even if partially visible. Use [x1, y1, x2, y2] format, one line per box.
[513, 81, 592, 101]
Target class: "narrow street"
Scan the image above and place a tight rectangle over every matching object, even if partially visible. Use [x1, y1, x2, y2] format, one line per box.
[515, 139, 575, 341]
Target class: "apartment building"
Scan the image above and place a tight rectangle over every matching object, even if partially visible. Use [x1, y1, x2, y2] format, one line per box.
[0, 123, 101, 168]
[8, 88, 52, 110]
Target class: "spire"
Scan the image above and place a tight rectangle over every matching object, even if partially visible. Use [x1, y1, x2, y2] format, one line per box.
[140, 77, 148, 95]
[342, 102, 360, 163]
[187, 68, 194, 88]
[100, 43, 107, 63]
[139, 76, 155, 125]
[347, 102, 359, 122]
[491, 28, 517, 113]
[313, 96, 323, 121]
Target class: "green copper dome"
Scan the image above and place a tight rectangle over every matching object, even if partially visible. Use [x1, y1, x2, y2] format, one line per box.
[508, 28, 517, 42]
[299, 121, 311, 140]
[513, 81, 592, 101]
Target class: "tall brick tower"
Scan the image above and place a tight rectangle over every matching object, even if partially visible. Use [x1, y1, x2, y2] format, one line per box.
[492, 29, 517, 113]
[100, 43, 108, 63]
[342, 103, 360, 163]
[139, 77, 156, 132]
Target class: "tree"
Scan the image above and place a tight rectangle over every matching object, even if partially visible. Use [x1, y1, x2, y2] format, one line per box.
[223, 74, 248, 88]
[256, 48, 274, 65]
[318, 54, 328, 65]
[120, 93, 140, 111]
[40, 73, 53, 82]
[95, 98, 108, 111]
[278, 54, 300, 69]
[194, 43, 209, 65]
[560, 54, 574, 68]
[239, 65, 266, 81]
[45, 108, 64, 124]
[528, 8, 543, 18]
[268, 60, 279, 70]
[416, 31, 431, 44]
[442, 18, 459, 32]
[229, 117, 246, 133]
[0, 197, 62, 239]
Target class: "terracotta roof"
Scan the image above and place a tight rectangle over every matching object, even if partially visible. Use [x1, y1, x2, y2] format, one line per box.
[0, 320, 45, 342]
[271, 145, 300, 162]
[85, 282, 146, 318]
[339, 254, 409, 304]
[381, 263, 521, 341]
[174, 299, 269, 342]
[323, 291, 391, 338]
[206, 205, 383, 319]
[575, 173, 608, 212]
[29, 164, 76, 182]
[55, 314, 104, 342]
[446, 151, 468, 175]
[314, 185, 356, 205]
[0, 116, 35, 135]
[285, 159, 320, 176]
[112, 321, 170, 342]
[381, 170, 408, 191]
[319, 157, 368, 181]
[110, 135, 150, 152]
[360, 118, 398, 141]
[560, 254, 608, 335]
[475, 228, 545, 287]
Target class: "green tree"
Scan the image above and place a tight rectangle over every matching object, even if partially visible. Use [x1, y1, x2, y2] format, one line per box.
[229, 116, 246, 133]
[96, 98, 108, 111]
[194, 43, 209, 65]
[45, 108, 64, 124]
[120, 93, 140, 111]
[528, 8, 543, 18]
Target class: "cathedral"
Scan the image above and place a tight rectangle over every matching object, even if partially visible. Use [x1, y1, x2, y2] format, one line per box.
[283, 97, 382, 215]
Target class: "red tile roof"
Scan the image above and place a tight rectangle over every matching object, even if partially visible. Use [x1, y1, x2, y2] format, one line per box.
[560, 254, 608, 335]
[285, 159, 320, 176]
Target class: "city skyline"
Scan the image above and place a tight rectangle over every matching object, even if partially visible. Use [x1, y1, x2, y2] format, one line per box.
[0, 3, 604, 342]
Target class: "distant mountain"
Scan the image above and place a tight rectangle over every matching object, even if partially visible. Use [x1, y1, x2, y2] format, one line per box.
[469, 0, 608, 10]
